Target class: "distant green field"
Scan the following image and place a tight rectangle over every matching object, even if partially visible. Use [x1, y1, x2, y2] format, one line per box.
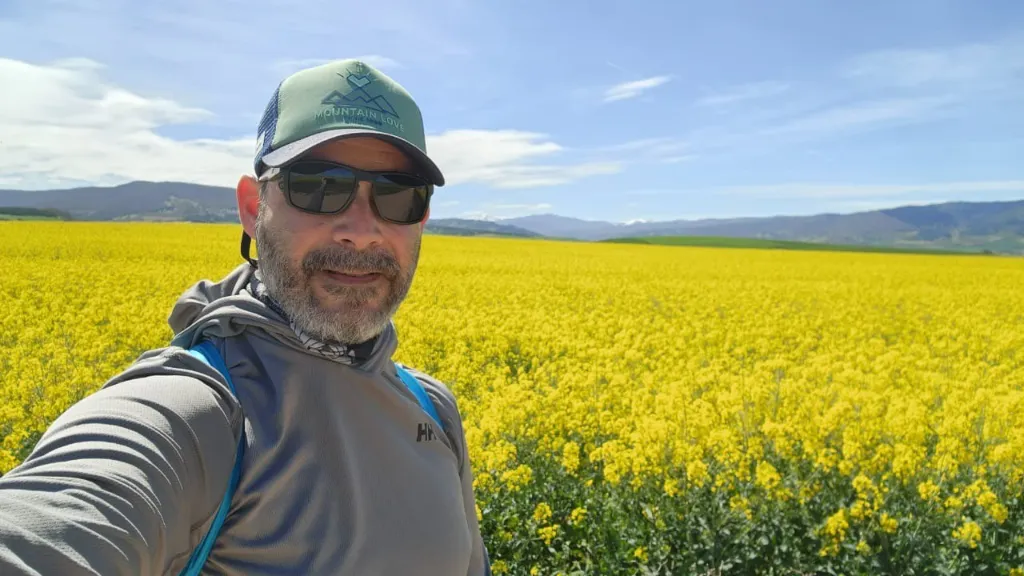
[0, 207, 71, 221]
[602, 235, 978, 255]
[0, 214, 60, 221]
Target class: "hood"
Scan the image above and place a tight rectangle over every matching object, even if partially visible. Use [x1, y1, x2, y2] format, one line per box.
[167, 263, 399, 374]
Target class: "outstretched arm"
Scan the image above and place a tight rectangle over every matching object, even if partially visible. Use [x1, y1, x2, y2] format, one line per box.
[0, 361, 240, 575]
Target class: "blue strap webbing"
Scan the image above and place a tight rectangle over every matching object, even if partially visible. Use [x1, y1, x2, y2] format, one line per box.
[395, 363, 444, 431]
[178, 340, 246, 576]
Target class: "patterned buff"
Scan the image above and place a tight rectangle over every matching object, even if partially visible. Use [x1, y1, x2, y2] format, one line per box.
[248, 272, 378, 365]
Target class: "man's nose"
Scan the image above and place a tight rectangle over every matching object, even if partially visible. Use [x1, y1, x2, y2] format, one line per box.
[330, 182, 383, 250]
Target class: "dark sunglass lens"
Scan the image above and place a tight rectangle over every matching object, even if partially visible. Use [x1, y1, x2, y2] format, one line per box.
[373, 174, 431, 223]
[287, 163, 356, 213]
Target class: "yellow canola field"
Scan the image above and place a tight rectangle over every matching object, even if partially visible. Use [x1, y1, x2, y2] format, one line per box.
[2, 221, 1024, 574]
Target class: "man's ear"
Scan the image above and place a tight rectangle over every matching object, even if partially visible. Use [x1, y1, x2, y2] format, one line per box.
[237, 175, 260, 237]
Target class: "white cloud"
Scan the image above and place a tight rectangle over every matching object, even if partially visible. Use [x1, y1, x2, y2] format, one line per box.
[762, 96, 954, 138]
[715, 180, 1024, 199]
[600, 137, 677, 152]
[0, 58, 618, 191]
[0, 57, 252, 189]
[661, 155, 697, 164]
[603, 76, 671, 102]
[427, 129, 622, 189]
[841, 39, 1024, 89]
[491, 203, 552, 211]
[696, 81, 790, 107]
[457, 203, 553, 220]
[596, 137, 693, 164]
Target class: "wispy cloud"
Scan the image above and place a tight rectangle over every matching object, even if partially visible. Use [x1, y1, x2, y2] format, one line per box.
[428, 129, 622, 189]
[841, 39, 1024, 90]
[661, 155, 697, 164]
[492, 203, 553, 211]
[597, 137, 693, 164]
[604, 76, 671, 102]
[458, 203, 553, 220]
[675, 36, 1024, 158]
[763, 96, 955, 137]
[715, 180, 1024, 200]
[696, 81, 790, 107]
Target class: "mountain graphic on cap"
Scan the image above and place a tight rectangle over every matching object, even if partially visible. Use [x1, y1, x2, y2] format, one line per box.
[320, 73, 399, 117]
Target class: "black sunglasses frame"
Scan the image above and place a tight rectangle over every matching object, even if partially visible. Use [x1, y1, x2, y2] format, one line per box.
[260, 160, 434, 225]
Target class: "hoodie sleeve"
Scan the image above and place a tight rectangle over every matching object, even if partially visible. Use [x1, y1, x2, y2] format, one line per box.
[0, 353, 241, 576]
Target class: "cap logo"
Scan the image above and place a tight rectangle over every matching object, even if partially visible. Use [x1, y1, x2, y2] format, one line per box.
[319, 72, 398, 118]
[315, 71, 405, 134]
[348, 74, 371, 88]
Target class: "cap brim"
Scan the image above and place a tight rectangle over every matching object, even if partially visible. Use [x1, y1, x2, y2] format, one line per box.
[260, 129, 445, 186]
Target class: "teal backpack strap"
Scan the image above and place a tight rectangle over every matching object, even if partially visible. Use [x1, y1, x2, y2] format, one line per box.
[179, 340, 246, 576]
[396, 363, 493, 575]
[395, 362, 444, 431]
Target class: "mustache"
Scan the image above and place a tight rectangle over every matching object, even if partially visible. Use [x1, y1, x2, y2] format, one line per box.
[302, 245, 401, 279]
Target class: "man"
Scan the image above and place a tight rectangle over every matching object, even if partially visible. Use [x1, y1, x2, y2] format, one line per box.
[0, 59, 489, 575]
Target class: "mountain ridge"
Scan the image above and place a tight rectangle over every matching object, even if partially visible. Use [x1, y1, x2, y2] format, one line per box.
[1, 182, 1022, 253]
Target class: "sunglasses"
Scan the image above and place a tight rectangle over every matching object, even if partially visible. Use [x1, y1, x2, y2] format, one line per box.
[260, 160, 433, 224]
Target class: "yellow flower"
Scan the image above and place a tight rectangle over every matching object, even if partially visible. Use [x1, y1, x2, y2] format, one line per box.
[633, 546, 649, 563]
[568, 506, 588, 526]
[819, 508, 849, 556]
[952, 520, 982, 549]
[686, 459, 709, 488]
[490, 560, 509, 575]
[879, 513, 898, 534]
[561, 441, 580, 475]
[663, 477, 681, 497]
[729, 494, 753, 521]
[918, 480, 940, 503]
[755, 460, 782, 494]
[500, 464, 533, 493]
[851, 499, 873, 521]
[532, 502, 552, 524]
[856, 539, 871, 555]
[537, 524, 560, 546]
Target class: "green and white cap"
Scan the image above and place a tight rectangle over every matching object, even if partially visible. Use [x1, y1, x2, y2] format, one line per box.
[254, 58, 444, 185]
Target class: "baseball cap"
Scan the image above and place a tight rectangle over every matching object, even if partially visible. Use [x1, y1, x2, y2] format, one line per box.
[253, 58, 445, 186]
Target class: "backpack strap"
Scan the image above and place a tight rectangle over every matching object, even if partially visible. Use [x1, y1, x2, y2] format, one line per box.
[394, 362, 444, 432]
[178, 340, 246, 576]
[396, 363, 493, 575]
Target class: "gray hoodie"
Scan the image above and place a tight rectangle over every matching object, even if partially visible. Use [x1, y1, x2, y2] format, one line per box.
[0, 263, 486, 575]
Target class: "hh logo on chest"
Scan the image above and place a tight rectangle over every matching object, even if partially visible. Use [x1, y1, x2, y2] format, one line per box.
[417, 422, 438, 442]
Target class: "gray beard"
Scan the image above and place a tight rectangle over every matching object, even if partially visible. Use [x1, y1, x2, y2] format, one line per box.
[253, 209, 419, 345]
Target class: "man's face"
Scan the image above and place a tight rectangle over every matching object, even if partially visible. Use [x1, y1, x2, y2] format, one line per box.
[248, 136, 428, 345]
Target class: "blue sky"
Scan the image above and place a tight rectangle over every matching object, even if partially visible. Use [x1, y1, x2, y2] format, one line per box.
[1, 0, 1023, 222]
